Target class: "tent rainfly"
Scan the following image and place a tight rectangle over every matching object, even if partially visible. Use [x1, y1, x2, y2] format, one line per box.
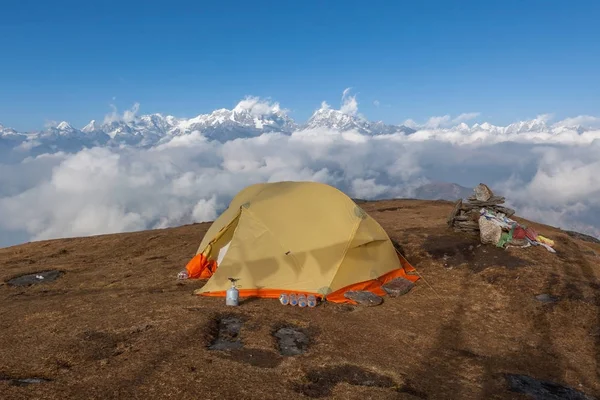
[185, 181, 418, 304]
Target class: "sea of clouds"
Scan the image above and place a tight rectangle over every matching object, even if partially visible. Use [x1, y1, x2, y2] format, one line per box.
[1, 92, 599, 248]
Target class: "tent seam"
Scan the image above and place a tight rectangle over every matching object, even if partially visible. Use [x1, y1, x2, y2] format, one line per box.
[325, 216, 363, 296]
[199, 211, 241, 255]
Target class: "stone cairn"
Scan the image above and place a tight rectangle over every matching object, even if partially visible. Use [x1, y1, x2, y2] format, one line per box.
[447, 183, 516, 234]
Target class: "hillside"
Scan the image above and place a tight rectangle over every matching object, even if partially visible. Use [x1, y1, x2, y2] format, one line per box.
[1, 199, 600, 399]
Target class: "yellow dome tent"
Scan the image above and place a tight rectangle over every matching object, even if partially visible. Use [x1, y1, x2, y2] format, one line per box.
[185, 181, 418, 303]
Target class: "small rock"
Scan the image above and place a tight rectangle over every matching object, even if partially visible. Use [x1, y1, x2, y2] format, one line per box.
[208, 316, 243, 351]
[479, 215, 502, 245]
[474, 183, 494, 202]
[509, 238, 529, 247]
[7, 270, 63, 287]
[273, 326, 309, 356]
[343, 291, 383, 306]
[0, 375, 50, 387]
[505, 373, 595, 400]
[382, 278, 414, 297]
[535, 294, 559, 304]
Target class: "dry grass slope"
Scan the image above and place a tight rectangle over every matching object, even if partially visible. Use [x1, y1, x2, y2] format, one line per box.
[1, 199, 599, 399]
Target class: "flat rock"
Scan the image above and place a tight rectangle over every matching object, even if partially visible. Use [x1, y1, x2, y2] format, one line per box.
[0, 374, 50, 387]
[455, 221, 480, 229]
[474, 183, 494, 202]
[493, 205, 516, 217]
[343, 290, 383, 306]
[505, 373, 596, 400]
[447, 199, 462, 226]
[467, 196, 506, 206]
[7, 270, 63, 287]
[382, 277, 414, 297]
[208, 316, 243, 351]
[535, 294, 559, 304]
[273, 326, 309, 356]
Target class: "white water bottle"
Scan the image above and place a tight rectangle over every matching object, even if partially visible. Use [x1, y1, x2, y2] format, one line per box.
[298, 294, 307, 307]
[279, 293, 290, 305]
[226, 278, 239, 306]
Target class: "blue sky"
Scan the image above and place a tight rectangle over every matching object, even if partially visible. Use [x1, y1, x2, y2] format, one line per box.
[1, 0, 599, 131]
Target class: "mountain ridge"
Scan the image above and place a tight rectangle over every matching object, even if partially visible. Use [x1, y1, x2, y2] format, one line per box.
[3, 98, 597, 152]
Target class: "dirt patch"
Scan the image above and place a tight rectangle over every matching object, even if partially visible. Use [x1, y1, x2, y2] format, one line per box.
[78, 324, 152, 361]
[49, 248, 69, 257]
[376, 207, 403, 212]
[324, 303, 356, 313]
[207, 314, 244, 351]
[391, 239, 407, 256]
[6, 270, 64, 286]
[0, 373, 51, 386]
[292, 364, 399, 398]
[216, 348, 282, 369]
[505, 374, 596, 400]
[145, 255, 167, 261]
[398, 383, 429, 399]
[80, 330, 124, 360]
[273, 325, 310, 356]
[2, 200, 600, 399]
[423, 234, 526, 272]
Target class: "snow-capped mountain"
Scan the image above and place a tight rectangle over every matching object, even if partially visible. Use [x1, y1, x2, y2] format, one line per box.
[0, 124, 19, 137]
[462, 115, 552, 136]
[467, 115, 588, 136]
[304, 104, 415, 135]
[1, 98, 599, 158]
[1, 99, 410, 154]
[1, 102, 299, 155]
[170, 106, 297, 141]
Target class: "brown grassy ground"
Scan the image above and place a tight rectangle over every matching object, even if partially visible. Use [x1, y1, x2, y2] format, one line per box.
[1, 199, 599, 400]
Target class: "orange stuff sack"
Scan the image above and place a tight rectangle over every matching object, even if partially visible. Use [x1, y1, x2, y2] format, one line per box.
[185, 253, 217, 279]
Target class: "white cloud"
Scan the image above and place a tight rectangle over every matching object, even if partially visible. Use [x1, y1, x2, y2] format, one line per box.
[553, 115, 600, 129]
[44, 120, 59, 129]
[416, 112, 481, 129]
[2, 101, 600, 247]
[103, 102, 140, 125]
[403, 119, 418, 129]
[452, 112, 480, 124]
[0, 129, 429, 244]
[233, 96, 285, 116]
[340, 87, 358, 116]
[424, 115, 452, 129]
[373, 100, 380, 107]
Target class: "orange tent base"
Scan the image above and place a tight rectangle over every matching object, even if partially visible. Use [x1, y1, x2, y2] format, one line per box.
[325, 261, 419, 304]
[195, 252, 419, 304]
